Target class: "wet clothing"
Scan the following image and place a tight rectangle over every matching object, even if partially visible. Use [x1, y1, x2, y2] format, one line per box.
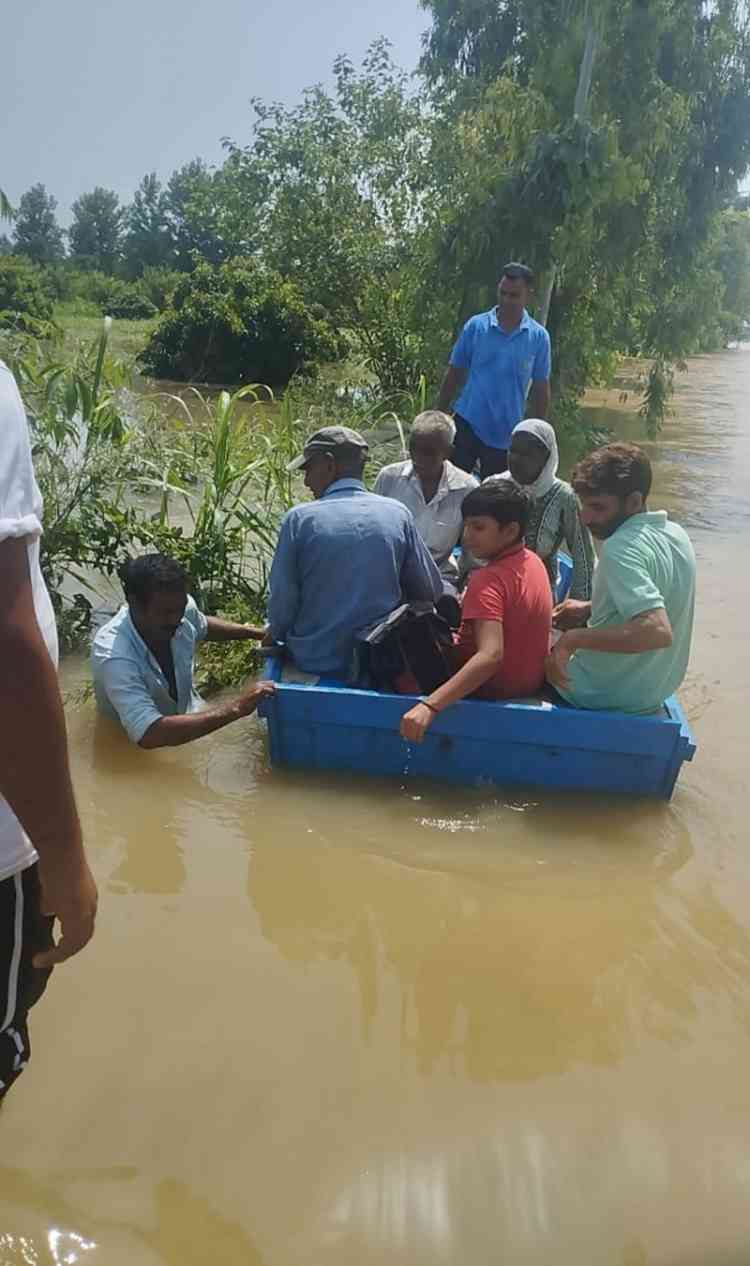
[373, 459, 477, 581]
[455, 543, 552, 699]
[449, 307, 551, 450]
[268, 479, 443, 678]
[92, 598, 208, 743]
[0, 864, 53, 1099]
[559, 511, 696, 714]
[0, 363, 59, 882]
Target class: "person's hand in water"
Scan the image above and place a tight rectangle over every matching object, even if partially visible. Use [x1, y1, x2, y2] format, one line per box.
[400, 702, 438, 744]
[236, 681, 276, 717]
[552, 598, 591, 631]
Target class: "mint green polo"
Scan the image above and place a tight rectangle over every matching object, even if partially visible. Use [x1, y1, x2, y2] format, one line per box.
[559, 511, 695, 714]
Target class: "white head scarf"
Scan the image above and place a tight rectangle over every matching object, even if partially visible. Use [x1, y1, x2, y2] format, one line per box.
[490, 419, 559, 499]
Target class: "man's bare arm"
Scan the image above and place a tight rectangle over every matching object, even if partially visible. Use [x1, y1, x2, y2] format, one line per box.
[0, 537, 97, 965]
[526, 380, 551, 419]
[205, 616, 267, 643]
[436, 365, 467, 412]
[565, 607, 672, 655]
[139, 681, 275, 749]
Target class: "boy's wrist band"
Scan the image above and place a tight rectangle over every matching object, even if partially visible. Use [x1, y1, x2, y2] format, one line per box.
[422, 700, 440, 715]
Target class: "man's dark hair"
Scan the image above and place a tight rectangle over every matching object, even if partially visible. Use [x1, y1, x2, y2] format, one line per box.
[461, 479, 531, 537]
[572, 443, 652, 501]
[120, 553, 188, 604]
[501, 261, 534, 286]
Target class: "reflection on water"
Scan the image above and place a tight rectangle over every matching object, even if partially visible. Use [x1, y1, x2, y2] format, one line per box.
[250, 823, 750, 1082]
[1, 350, 750, 1264]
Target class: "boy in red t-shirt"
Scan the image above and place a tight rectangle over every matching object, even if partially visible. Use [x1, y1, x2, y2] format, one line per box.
[400, 480, 552, 742]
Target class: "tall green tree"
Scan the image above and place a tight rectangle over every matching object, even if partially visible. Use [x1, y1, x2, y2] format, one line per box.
[122, 172, 173, 277]
[165, 159, 246, 270]
[418, 0, 750, 422]
[68, 187, 123, 273]
[13, 184, 65, 265]
[224, 40, 430, 390]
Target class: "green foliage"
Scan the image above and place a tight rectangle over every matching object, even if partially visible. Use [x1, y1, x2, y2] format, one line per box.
[7, 321, 137, 645]
[195, 597, 266, 694]
[122, 173, 173, 278]
[223, 40, 430, 394]
[0, 255, 55, 331]
[68, 187, 123, 273]
[166, 159, 245, 270]
[138, 257, 345, 385]
[138, 265, 182, 310]
[419, 0, 750, 427]
[13, 184, 65, 266]
[127, 385, 308, 613]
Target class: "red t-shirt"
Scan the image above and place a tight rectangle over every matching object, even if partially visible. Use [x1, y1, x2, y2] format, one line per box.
[455, 544, 552, 699]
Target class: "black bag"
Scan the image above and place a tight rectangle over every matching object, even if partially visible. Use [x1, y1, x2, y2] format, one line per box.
[356, 603, 456, 694]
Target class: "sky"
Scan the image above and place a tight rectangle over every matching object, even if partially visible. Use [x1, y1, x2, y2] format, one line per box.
[5, 0, 428, 224]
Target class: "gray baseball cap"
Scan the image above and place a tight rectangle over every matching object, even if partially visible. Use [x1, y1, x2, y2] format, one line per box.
[286, 425, 369, 473]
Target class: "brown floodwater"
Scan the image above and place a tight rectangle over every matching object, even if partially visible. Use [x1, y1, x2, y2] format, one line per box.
[1, 351, 750, 1265]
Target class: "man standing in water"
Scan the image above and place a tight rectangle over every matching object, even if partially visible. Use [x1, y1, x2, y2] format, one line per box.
[0, 362, 97, 1100]
[547, 443, 696, 713]
[436, 262, 552, 479]
[92, 554, 274, 747]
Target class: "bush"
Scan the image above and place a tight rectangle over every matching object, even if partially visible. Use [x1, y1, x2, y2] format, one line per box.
[0, 255, 55, 329]
[101, 279, 157, 319]
[138, 256, 346, 385]
[139, 265, 182, 311]
[48, 269, 157, 319]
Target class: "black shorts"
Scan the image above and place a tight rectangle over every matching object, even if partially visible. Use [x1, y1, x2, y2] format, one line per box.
[0, 863, 54, 1099]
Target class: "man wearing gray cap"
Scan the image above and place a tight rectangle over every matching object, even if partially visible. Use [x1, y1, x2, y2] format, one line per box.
[268, 426, 443, 678]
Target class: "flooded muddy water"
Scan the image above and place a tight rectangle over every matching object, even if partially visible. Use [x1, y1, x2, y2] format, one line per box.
[1, 351, 749, 1265]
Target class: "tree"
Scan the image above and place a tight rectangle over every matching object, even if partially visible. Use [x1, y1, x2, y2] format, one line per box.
[13, 184, 65, 265]
[122, 173, 173, 278]
[68, 187, 123, 273]
[0, 255, 55, 329]
[165, 159, 243, 270]
[0, 189, 13, 221]
[139, 256, 345, 385]
[417, 0, 750, 424]
[223, 40, 431, 391]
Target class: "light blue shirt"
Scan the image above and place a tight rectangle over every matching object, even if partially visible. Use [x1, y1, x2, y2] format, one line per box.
[450, 307, 551, 449]
[559, 511, 696, 714]
[268, 479, 443, 677]
[91, 597, 208, 743]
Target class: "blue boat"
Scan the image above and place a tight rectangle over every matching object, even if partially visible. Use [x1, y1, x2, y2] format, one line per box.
[257, 554, 696, 799]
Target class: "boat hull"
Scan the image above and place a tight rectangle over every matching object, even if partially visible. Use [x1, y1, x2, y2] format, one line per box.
[258, 669, 696, 800]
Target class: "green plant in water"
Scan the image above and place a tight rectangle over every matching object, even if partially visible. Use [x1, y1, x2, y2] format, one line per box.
[130, 383, 308, 614]
[8, 318, 136, 644]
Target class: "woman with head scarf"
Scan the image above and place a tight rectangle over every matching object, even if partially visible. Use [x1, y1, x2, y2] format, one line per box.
[497, 419, 594, 601]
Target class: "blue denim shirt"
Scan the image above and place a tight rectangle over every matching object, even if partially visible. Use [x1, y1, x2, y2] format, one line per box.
[91, 597, 208, 743]
[450, 307, 551, 448]
[268, 479, 443, 676]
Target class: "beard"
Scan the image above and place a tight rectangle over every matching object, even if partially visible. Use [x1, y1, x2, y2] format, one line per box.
[589, 511, 629, 540]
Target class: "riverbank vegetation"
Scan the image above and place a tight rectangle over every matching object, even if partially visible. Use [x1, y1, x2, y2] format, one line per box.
[3, 0, 750, 672]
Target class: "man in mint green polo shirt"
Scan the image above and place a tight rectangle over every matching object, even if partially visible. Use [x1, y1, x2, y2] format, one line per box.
[437, 262, 552, 479]
[546, 443, 695, 714]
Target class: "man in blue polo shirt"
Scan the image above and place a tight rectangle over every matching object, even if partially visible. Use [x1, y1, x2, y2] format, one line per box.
[437, 262, 552, 478]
